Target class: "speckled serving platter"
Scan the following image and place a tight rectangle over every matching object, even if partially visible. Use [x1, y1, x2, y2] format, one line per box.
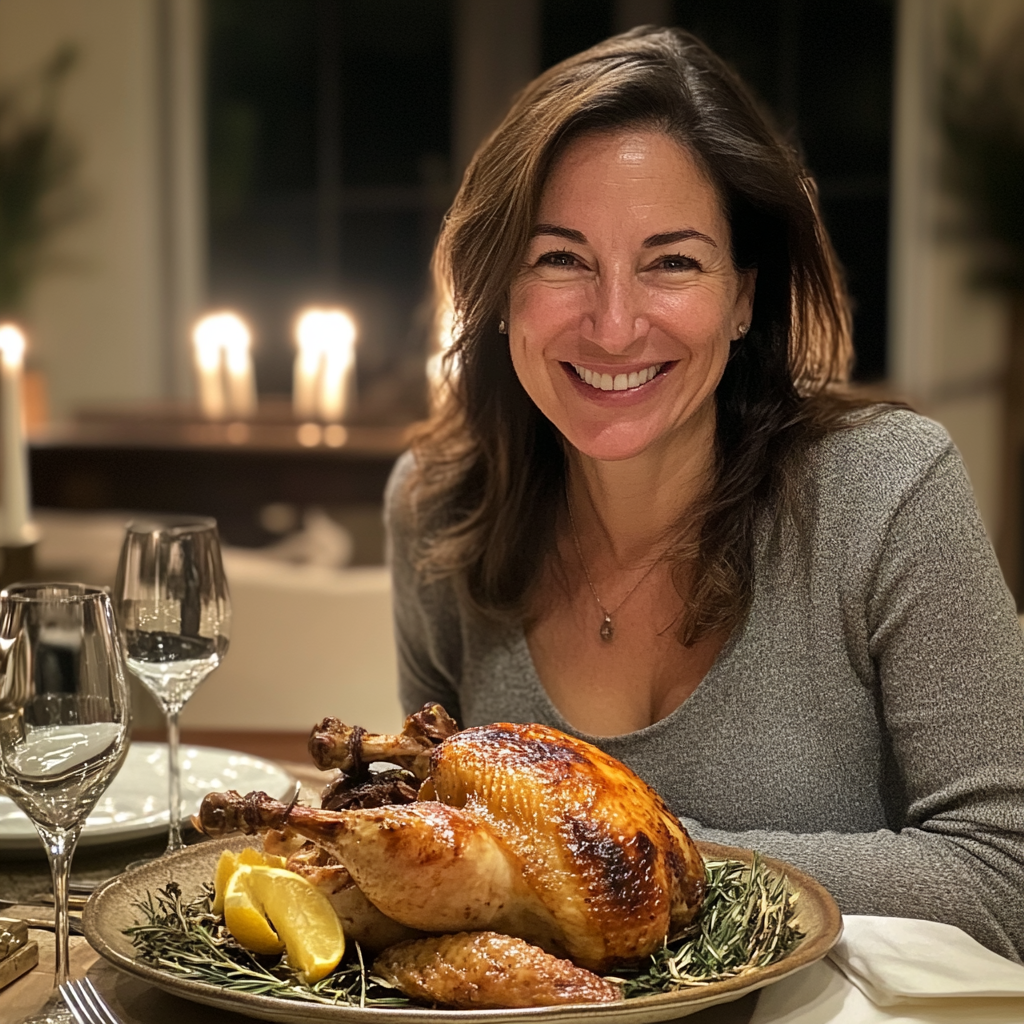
[83, 835, 842, 1023]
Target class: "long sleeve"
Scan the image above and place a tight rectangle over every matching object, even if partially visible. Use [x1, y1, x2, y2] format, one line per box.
[384, 452, 465, 724]
[682, 444, 1024, 962]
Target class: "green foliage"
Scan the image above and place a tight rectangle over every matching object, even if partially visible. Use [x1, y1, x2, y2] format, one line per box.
[941, 13, 1024, 294]
[0, 46, 82, 315]
[610, 856, 803, 995]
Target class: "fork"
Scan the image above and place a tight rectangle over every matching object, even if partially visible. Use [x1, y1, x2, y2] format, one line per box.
[59, 977, 124, 1024]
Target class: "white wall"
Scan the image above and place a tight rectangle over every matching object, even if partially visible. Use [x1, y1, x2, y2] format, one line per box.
[0, 0, 203, 418]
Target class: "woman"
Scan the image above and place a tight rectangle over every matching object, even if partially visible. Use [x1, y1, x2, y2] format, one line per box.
[386, 27, 1024, 960]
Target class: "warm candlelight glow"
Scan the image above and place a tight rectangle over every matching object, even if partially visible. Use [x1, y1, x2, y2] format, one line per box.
[293, 308, 358, 422]
[0, 324, 26, 370]
[192, 312, 257, 420]
[0, 323, 34, 545]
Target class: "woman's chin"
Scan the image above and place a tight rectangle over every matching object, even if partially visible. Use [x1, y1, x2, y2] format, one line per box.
[560, 423, 669, 463]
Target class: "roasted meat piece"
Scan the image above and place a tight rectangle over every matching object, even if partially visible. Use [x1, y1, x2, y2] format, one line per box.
[197, 710, 705, 972]
[374, 931, 621, 1008]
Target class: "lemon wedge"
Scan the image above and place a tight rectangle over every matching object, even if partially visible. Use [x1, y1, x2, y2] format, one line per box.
[223, 865, 287, 955]
[212, 846, 287, 915]
[225, 865, 345, 982]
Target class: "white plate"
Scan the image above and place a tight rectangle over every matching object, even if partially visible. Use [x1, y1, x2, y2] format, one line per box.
[0, 743, 296, 854]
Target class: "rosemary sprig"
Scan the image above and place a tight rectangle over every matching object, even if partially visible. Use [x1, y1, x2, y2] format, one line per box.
[124, 856, 801, 1008]
[125, 882, 408, 1006]
[611, 856, 804, 996]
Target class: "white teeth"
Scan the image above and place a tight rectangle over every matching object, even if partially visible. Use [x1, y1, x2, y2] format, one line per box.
[572, 363, 663, 391]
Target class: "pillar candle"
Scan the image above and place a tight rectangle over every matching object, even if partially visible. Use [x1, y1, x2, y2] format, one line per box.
[223, 323, 257, 418]
[0, 325, 33, 545]
[295, 309, 358, 421]
[193, 319, 227, 420]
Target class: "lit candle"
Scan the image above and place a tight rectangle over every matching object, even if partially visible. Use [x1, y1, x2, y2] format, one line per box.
[221, 316, 257, 418]
[192, 315, 227, 420]
[293, 311, 323, 420]
[294, 308, 358, 421]
[193, 312, 257, 420]
[0, 324, 33, 545]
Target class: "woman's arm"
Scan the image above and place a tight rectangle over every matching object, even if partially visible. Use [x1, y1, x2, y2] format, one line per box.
[686, 443, 1024, 962]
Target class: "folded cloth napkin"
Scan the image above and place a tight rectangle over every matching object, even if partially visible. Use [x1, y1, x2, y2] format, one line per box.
[831, 916, 1024, 1005]
[749, 915, 1024, 1024]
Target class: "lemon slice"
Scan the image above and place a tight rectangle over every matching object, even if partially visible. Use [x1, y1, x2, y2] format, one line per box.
[223, 865, 287, 955]
[212, 847, 287, 915]
[244, 865, 346, 983]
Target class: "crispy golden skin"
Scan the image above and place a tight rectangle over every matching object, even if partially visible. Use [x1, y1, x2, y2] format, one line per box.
[374, 931, 621, 1008]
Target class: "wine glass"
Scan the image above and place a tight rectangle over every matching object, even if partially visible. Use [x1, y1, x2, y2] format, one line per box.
[114, 516, 231, 854]
[0, 583, 130, 1022]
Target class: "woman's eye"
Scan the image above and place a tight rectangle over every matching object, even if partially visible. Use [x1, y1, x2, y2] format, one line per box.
[536, 250, 579, 268]
[655, 254, 702, 271]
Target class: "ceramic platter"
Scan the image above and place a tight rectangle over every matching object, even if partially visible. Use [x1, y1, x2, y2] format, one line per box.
[83, 836, 843, 1023]
[0, 744, 296, 854]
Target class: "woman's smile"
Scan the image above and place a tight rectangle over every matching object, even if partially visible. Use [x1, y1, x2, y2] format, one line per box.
[566, 360, 668, 392]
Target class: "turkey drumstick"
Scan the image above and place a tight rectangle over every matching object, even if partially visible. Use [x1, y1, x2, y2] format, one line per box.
[308, 703, 458, 778]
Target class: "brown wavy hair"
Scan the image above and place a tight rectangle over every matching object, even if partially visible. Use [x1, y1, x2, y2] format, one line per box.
[405, 26, 877, 644]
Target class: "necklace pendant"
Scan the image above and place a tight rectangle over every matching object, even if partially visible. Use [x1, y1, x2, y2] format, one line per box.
[599, 614, 614, 642]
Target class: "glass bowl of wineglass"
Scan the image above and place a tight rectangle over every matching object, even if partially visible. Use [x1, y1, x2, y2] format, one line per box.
[0, 582, 131, 1022]
[114, 516, 231, 855]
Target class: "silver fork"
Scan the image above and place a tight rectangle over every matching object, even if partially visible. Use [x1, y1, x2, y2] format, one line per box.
[59, 977, 124, 1024]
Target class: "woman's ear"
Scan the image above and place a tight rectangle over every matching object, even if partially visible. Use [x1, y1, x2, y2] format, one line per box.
[735, 267, 757, 331]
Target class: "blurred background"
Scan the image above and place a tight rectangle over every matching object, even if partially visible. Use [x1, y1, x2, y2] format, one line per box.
[0, 0, 1020, 739]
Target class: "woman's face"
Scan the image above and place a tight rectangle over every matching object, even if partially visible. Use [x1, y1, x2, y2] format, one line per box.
[508, 129, 755, 463]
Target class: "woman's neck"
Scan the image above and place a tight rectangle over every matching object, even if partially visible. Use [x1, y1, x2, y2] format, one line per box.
[566, 404, 717, 566]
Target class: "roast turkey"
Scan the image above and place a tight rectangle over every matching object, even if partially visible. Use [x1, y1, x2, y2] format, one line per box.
[196, 705, 705, 974]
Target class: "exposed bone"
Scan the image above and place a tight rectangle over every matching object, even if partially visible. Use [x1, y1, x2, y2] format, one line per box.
[307, 702, 458, 778]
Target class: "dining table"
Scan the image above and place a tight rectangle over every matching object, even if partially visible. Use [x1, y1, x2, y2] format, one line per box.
[2, 733, 1023, 1024]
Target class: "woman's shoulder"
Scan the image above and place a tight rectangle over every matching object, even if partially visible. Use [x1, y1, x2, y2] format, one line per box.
[807, 406, 956, 496]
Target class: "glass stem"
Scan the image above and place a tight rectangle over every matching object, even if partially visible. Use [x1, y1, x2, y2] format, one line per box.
[166, 707, 184, 853]
[37, 823, 81, 991]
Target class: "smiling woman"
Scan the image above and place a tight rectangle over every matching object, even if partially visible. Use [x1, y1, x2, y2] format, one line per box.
[384, 27, 1024, 963]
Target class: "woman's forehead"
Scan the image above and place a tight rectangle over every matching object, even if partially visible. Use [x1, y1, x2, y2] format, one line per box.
[536, 129, 728, 238]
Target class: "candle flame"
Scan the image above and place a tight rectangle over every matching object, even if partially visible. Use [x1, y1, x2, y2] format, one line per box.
[191, 312, 255, 420]
[293, 308, 358, 422]
[0, 324, 27, 370]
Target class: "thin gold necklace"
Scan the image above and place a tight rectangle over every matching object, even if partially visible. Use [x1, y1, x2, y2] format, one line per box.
[565, 485, 664, 643]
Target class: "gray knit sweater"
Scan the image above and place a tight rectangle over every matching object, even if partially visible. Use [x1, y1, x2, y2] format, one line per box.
[385, 411, 1024, 961]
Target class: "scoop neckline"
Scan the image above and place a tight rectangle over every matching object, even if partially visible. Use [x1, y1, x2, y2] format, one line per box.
[509, 619, 742, 746]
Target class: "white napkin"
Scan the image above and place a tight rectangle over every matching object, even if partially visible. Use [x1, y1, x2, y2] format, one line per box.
[749, 915, 1024, 1024]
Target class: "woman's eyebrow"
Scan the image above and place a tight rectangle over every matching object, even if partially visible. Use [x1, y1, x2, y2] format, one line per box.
[531, 223, 587, 243]
[644, 229, 717, 248]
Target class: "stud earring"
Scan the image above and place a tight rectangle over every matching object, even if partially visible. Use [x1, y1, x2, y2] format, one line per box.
[498, 319, 508, 335]
[736, 322, 750, 339]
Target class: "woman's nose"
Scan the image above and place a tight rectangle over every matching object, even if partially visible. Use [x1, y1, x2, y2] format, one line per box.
[582, 275, 649, 352]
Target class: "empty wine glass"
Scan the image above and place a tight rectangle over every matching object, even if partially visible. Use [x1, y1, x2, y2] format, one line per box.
[0, 583, 130, 1022]
[114, 516, 231, 854]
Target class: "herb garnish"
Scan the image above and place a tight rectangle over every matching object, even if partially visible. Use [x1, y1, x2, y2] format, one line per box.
[125, 882, 408, 1006]
[611, 856, 804, 995]
[125, 856, 802, 1007]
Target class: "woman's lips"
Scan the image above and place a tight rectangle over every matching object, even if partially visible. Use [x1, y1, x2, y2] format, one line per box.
[563, 361, 669, 392]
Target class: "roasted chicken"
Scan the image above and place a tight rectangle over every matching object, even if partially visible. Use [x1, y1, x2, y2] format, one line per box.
[197, 705, 705, 975]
